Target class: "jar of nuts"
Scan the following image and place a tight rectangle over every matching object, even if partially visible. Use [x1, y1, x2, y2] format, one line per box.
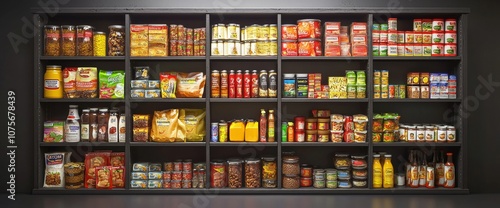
[282, 156, 299, 175]
[261, 157, 277, 181]
[210, 161, 226, 188]
[283, 174, 300, 189]
[61, 25, 76, 56]
[76, 25, 93, 56]
[44, 25, 61, 56]
[244, 159, 261, 188]
[108, 25, 125, 56]
[227, 159, 243, 188]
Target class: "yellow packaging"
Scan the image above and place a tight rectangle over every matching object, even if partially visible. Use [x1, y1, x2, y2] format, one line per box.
[150, 109, 179, 142]
[328, 77, 347, 99]
[244, 120, 259, 142]
[148, 24, 168, 57]
[178, 109, 206, 142]
[131, 25, 149, 57]
[229, 120, 245, 142]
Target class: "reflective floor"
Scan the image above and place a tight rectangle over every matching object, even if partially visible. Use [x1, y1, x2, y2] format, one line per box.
[2, 194, 499, 208]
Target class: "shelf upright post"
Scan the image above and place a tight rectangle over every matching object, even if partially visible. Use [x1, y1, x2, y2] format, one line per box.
[205, 13, 212, 189]
[33, 13, 42, 190]
[124, 13, 132, 190]
[458, 13, 468, 189]
[277, 13, 283, 189]
[367, 13, 374, 190]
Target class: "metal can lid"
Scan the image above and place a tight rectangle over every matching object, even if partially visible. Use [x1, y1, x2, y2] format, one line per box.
[44, 25, 60, 28]
[297, 19, 321, 22]
[46, 65, 62, 69]
[94, 31, 106, 35]
[108, 25, 124, 29]
[61, 25, 75, 29]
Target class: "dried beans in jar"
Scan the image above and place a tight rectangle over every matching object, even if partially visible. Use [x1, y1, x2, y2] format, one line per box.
[227, 159, 242, 188]
[282, 156, 300, 175]
[245, 159, 261, 188]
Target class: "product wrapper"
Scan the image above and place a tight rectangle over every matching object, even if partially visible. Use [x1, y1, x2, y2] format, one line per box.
[43, 121, 65, 142]
[160, 73, 177, 98]
[84, 152, 110, 188]
[95, 166, 113, 189]
[44, 152, 66, 188]
[63, 67, 78, 98]
[150, 109, 180, 142]
[110, 152, 125, 167]
[178, 109, 206, 142]
[112, 166, 125, 188]
[175, 72, 206, 98]
[99, 70, 125, 99]
[76, 67, 98, 98]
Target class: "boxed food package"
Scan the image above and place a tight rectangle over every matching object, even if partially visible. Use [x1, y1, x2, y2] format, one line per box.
[84, 152, 110, 188]
[76, 67, 98, 98]
[99, 70, 125, 99]
[131, 25, 149, 57]
[325, 44, 341, 57]
[352, 45, 368, 57]
[329, 77, 348, 99]
[148, 24, 168, 57]
[43, 121, 64, 142]
[324, 22, 341, 37]
[150, 109, 180, 142]
[351, 35, 368, 46]
[351, 22, 367, 35]
[95, 166, 113, 190]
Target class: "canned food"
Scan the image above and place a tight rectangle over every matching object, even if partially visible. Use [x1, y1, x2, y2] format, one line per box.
[432, 19, 444, 32]
[281, 24, 298, 40]
[217, 23, 226, 39]
[256, 40, 270, 56]
[246, 24, 259, 40]
[389, 85, 395, 98]
[306, 131, 317, 142]
[298, 38, 321, 56]
[243, 40, 257, 56]
[414, 19, 422, 32]
[422, 19, 432, 32]
[445, 19, 457, 32]
[258, 24, 270, 40]
[269, 24, 278, 40]
[444, 44, 457, 56]
[227, 23, 240, 40]
[224, 40, 241, 56]
[432, 33, 445, 44]
[414, 32, 423, 44]
[269, 41, 278, 56]
[241, 27, 246, 41]
[423, 44, 432, 56]
[432, 44, 444, 56]
[388, 18, 398, 31]
[211, 40, 224, 56]
[397, 31, 405, 43]
[388, 44, 398, 56]
[211, 122, 219, 142]
[282, 40, 298, 56]
[445, 32, 457, 44]
[399, 85, 406, 98]
[297, 19, 321, 39]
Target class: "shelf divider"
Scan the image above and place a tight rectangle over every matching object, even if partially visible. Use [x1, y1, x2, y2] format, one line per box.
[124, 13, 132, 190]
[367, 13, 374, 190]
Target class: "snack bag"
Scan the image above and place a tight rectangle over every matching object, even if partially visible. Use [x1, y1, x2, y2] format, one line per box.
[84, 152, 110, 188]
[179, 109, 206, 142]
[44, 152, 66, 188]
[112, 166, 125, 188]
[160, 72, 177, 98]
[110, 152, 125, 167]
[175, 72, 206, 98]
[99, 70, 125, 99]
[150, 109, 179, 142]
[95, 166, 113, 189]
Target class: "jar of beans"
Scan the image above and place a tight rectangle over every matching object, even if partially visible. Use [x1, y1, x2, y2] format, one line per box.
[282, 156, 299, 175]
[245, 158, 261, 188]
[227, 159, 242, 188]
[44, 25, 61, 56]
[210, 161, 226, 188]
[283, 175, 300, 189]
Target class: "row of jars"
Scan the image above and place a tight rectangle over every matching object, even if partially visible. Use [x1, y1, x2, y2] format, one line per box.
[44, 25, 125, 56]
[212, 23, 277, 41]
[211, 40, 277, 56]
[210, 157, 277, 188]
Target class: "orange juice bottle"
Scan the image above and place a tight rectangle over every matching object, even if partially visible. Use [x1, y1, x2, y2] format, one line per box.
[383, 154, 394, 188]
[373, 154, 383, 188]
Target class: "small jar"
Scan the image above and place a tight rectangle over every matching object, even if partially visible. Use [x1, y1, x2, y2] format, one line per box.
[108, 25, 125, 56]
[93, 31, 106, 56]
[227, 159, 243, 188]
[317, 130, 330, 142]
[300, 164, 312, 177]
[283, 175, 300, 189]
[334, 154, 351, 170]
[437, 125, 447, 142]
[245, 159, 261, 188]
[446, 126, 456, 142]
[76, 25, 93, 56]
[352, 180, 367, 188]
[425, 125, 435, 142]
[326, 180, 338, 189]
[326, 169, 338, 181]
[352, 169, 368, 180]
[416, 125, 426, 142]
[282, 157, 300, 175]
[397, 173, 406, 186]
[61, 25, 76, 56]
[338, 179, 352, 188]
[44, 25, 61, 56]
[313, 178, 326, 188]
[352, 155, 367, 169]
[407, 125, 417, 142]
[300, 177, 312, 187]
[317, 118, 330, 130]
[261, 157, 277, 181]
[262, 179, 276, 188]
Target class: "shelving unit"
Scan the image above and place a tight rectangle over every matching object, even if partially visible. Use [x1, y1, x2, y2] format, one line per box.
[33, 8, 469, 195]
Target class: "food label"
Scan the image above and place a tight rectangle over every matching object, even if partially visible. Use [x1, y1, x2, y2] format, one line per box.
[444, 165, 455, 187]
[426, 167, 435, 188]
[118, 115, 126, 143]
[65, 124, 80, 142]
[81, 124, 90, 141]
[44, 80, 60, 89]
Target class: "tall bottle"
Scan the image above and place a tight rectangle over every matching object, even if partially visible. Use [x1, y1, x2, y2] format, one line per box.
[118, 113, 126, 143]
[406, 150, 413, 187]
[436, 150, 446, 187]
[97, 108, 110, 142]
[383, 154, 394, 188]
[268, 110, 275, 142]
[80, 109, 90, 142]
[65, 105, 81, 142]
[426, 152, 436, 188]
[89, 108, 99, 142]
[259, 109, 267, 142]
[107, 109, 119, 142]
[373, 154, 383, 188]
[410, 151, 419, 188]
[419, 153, 427, 187]
[444, 152, 455, 188]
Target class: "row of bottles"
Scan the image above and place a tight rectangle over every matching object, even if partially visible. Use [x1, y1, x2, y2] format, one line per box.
[373, 154, 393, 188]
[259, 109, 275, 142]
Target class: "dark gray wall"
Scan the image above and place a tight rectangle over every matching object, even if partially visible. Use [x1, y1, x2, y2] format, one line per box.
[1, 0, 499, 194]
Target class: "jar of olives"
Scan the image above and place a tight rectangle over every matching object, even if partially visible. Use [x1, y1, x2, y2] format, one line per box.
[61, 25, 76, 56]
[76, 25, 93, 56]
[44, 25, 61, 56]
[108, 25, 125, 56]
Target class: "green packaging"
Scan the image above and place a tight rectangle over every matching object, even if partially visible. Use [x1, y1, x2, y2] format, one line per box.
[99, 70, 125, 99]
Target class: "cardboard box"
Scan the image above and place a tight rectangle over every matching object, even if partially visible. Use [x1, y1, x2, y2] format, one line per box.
[148, 24, 168, 57]
[350, 22, 367, 35]
[351, 35, 367, 46]
[131, 25, 149, 57]
[324, 22, 341, 37]
[352, 45, 368, 57]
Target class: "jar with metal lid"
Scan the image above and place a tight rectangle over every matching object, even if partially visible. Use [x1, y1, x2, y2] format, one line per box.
[227, 159, 242, 188]
[437, 125, 447, 142]
[261, 157, 277, 181]
[300, 164, 312, 177]
[314, 178, 326, 188]
[351, 155, 367, 169]
[244, 40, 257, 56]
[283, 175, 300, 189]
[211, 24, 219, 40]
[245, 159, 261, 188]
[407, 125, 417, 142]
[227, 23, 240, 40]
[318, 130, 330, 142]
[446, 126, 456, 142]
[334, 154, 351, 169]
[399, 125, 408, 141]
[61, 25, 76, 56]
[326, 169, 338, 181]
[44, 25, 61, 56]
[256, 40, 270, 56]
[313, 169, 326, 181]
[76, 25, 93, 56]
[282, 156, 300, 175]
[108, 25, 125, 56]
[210, 161, 226, 188]
[269, 24, 278, 40]
[326, 180, 338, 189]
[246, 24, 259, 40]
[215, 23, 226, 40]
[300, 177, 312, 187]
[93, 31, 106, 56]
[44, 65, 63, 98]
[211, 40, 224, 56]
[263, 179, 276, 188]
[425, 125, 435, 142]
[416, 125, 426, 142]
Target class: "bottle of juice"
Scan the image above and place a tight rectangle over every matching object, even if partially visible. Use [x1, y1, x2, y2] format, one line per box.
[268, 110, 275, 142]
[259, 109, 267, 142]
[373, 154, 383, 188]
[383, 154, 394, 188]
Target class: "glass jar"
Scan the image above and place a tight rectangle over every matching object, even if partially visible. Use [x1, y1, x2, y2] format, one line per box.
[416, 125, 426, 142]
[210, 161, 226, 188]
[351, 155, 368, 169]
[262, 179, 276, 188]
[326, 180, 338, 189]
[300, 177, 312, 187]
[261, 157, 277, 181]
[245, 159, 261, 188]
[61, 25, 76, 56]
[300, 164, 313, 178]
[326, 169, 337, 181]
[44, 65, 63, 98]
[283, 175, 300, 189]
[407, 125, 417, 142]
[313, 169, 326, 188]
[227, 159, 242, 188]
[93, 31, 106, 56]
[282, 157, 299, 175]
[447, 126, 456, 142]
[44, 25, 61, 56]
[108, 25, 125, 56]
[334, 154, 351, 169]
[76, 25, 93, 56]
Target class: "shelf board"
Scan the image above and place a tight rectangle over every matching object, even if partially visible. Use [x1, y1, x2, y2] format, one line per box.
[373, 142, 462, 147]
[374, 99, 461, 103]
[130, 142, 206, 147]
[369, 187, 469, 194]
[373, 56, 461, 61]
[209, 98, 278, 103]
[40, 56, 125, 61]
[282, 56, 368, 61]
[210, 142, 278, 147]
[282, 98, 369, 103]
[281, 142, 368, 147]
[40, 98, 125, 103]
[39, 142, 126, 147]
[210, 56, 277, 60]
[130, 98, 206, 103]
[130, 56, 205, 61]
[33, 188, 127, 194]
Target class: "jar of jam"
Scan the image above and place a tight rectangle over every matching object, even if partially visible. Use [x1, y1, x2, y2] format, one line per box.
[446, 126, 456, 142]
[300, 164, 312, 177]
[317, 118, 330, 130]
[407, 125, 417, 142]
[300, 177, 312, 187]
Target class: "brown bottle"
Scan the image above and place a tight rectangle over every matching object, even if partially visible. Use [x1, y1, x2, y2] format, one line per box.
[406, 150, 413, 187]
[89, 108, 98, 142]
[444, 153, 455, 188]
[419, 152, 427, 187]
[436, 150, 446, 187]
[268, 110, 275, 142]
[97, 108, 110, 142]
[426, 152, 436, 188]
[259, 109, 267, 142]
[410, 151, 419, 188]
[80, 109, 90, 142]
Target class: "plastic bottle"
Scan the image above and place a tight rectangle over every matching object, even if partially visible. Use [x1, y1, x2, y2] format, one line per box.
[383, 154, 394, 188]
[373, 154, 383, 188]
[65, 105, 80, 142]
[287, 122, 294, 142]
[268, 110, 275, 142]
[44, 65, 63, 98]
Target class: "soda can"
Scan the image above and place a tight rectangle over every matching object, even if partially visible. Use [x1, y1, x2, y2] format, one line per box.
[251, 70, 259, 98]
[211, 122, 219, 142]
[218, 121, 228, 142]
[229, 70, 236, 98]
[243, 70, 251, 98]
[344, 116, 354, 132]
[236, 70, 243, 98]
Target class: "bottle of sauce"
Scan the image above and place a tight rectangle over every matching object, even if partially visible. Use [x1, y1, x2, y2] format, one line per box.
[287, 122, 294, 142]
[426, 153, 436, 188]
[89, 108, 99, 142]
[419, 152, 427, 187]
[107, 109, 118, 142]
[259, 109, 267, 142]
[436, 150, 446, 187]
[406, 150, 413, 187]
[44, 65, 63, 99]
[118, 113, 126, 143]
[65, 105, 80, 142]
[268, 110, 275, 142]
[373, 154, 383, 188]
[410, 151, 419, 188]
[97, 108, 109, 142]
[444, 152, 455, 188]
[281, 122, 288, 142]
[383, 154, 394, 188]
[80, 109, 90, 142]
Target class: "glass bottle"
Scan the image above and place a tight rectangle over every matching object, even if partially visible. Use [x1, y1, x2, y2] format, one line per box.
[259, 109, 267, 142]
[268, 110, 275, 142]
[406, 150, 413, 187]
[444, 153, 455, 188]
[97, 108, 110, 142]
[65, 105, 80, 142]
[419, 152, 427, 187]
[383, 154, 394, 188]
[436, 150, 446, 187]
[410, 151, 419, 188]
[107, 109, 119, 142]
[80, 109, 90, 142]
[373, 154, 383, 188]
[426, 152, 436, 188]
[89, 108, 99, 142]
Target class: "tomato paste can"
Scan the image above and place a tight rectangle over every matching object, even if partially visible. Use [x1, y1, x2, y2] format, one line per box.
[298, 38, 321, 56]
[243, 70, 251, 98]
[211, 122, 219, 142]
[229, 70, 236, 98]
[405, 31, 414, 44]
[281, 24, 298, 40]
[432, 19, 444, 32]
[282, 40, 298, 56]
[236, 70, 243, 98]
[251, 70, 259, 98]
[295, 116, 306, 131]
[445, 32, 457, 44]
[432, 44, 444, 56]
[297, 19, 321, 39]
[432, 32, 445, 44]
[444, 44, 457, 56]
[388, 18, 398, 31]
[445, 19, 457, 32]
[295, 130, 305, 142]
[344, 116, 354, 132]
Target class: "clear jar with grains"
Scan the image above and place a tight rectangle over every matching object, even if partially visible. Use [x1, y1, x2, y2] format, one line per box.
[245, 159, 261, 188]
[227, 159, 242, 188]
[93, 32, 106, 56]
[44, 25, 61, 56]
[108, 25, 125, 56]
[61, 25, 76, 56]
[76, 25, 93, 56]
[282, 156, 300, 175]
[283, 175, 300, 189]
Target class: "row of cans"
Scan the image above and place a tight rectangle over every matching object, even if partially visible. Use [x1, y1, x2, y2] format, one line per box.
[211, 121, 228, 142]
[373, 43, 457, 57]
[374, 83, 456, 99]
[373, 18, 456, 33]
[211, 69, 277, 98]
[373, 31, 456, 44]
[212, 23, 278, 41]
[211, 40, 277, 56]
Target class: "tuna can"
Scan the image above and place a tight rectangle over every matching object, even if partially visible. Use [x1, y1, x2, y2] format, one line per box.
[432, 32, 445, 44]
[432, 44, 444, 56]
[227, 23, 240, 40]
[432, 19, 444, 32]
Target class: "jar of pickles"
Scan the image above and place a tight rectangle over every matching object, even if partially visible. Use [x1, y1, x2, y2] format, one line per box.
[93, 31, 106, 56]
[108, 25, 125, 56]
[61, 25, 76, 56]
[261, 157, 277, 183]
[76, 25, 93, 56]
[245, 159, 261, 188]
[44, 25, 61, 56]
[227, 159, 242, 188]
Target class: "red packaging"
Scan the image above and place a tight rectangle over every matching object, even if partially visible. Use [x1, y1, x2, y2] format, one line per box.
[110, 152, 125, 167]
[325, 36, 340, 45]
[325, 44, 341, 57]
[294, 116, 306, 131]
[243, 70, 251, 98]
[173, 162, 183, 171]
[344, 116, 354, 132]
[95, 166, 113, 190]
[281, 24, 298, 40]
[351, 35, 367, 46]
[182, 171, 193, 180]
[344, 131, 354, 143]
[282, 40, 298, 56]
[236, 70, 243, 98]
[172, 171, 182, 181]
[324, 22, 341, 37]
[297, 19, 321, 39]
[163, 171, 172, 180]
[229, 70, 236, 98]
[84, 152, 110, 188]
[251, 71, 259, 98]
[183, 161, 192, 172]
[350, 22, 367, 35]
[111, 166, 125, 188]
[352, 45, 368, 57]
[298, 39, 321, 56]
[295, 130, 305, 142]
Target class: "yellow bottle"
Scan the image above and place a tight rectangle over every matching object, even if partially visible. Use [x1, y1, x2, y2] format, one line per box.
[383, 154, 394, 188]
[44, 65, 63, 99]
[229, 120, 245, 142]
[373, 154, 383, 188]
[245, 120, 259, 142]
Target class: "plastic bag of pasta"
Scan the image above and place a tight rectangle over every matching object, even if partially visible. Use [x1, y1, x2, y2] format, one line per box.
[150, 109, 179, 142]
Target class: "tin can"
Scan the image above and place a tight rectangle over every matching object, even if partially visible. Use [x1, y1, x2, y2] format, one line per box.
[269, 24, 278, 40]
[247, 24, 259, 40]
[298, 38, 321, 56]
[432, 33, 445, 44]
[241, 27, 246, 41]
[414, 32, 423, 44]
[388, 18, 398, 31]
[211, 40, 224, 56]
[259, 70, 268, 97]
[421, 86, 430, 99]
[227, 23, 240, 40]
[282, 122, 288, 142]
[432, 19, 444, 32]
[282, 24, 298, 40]
[251, 70, 259, 98]
[219, 70, 228, 98]
[414, 19, 422, 32]
[269, 41, 278, 56]
[268, 70, 277, 98]
[211, 123, 219, 142]
[243, 40, 257, 56]
[243, 70, 251, 98]
[344, 116, 354, 132]
[405, 31, 414, 44]
[423, 44, 432, 56]
[397, 31, 405, 43]
[211, 24, 218, 40]
[445, 19, 457, 32]
[388, 31, 398, 44]
[399, 85, 406, 98]
[219, 122, 228, 142]
[297, 19, 321, 39]
[225, 40, 240, 56]
[256, 40, 270, 56]
[229, 70, 236, 98]
[259, 24, 270, 40]
[432, 44, 444, 56]
[422, 32, 432, 44]
[211, 70, 220, 98]
[236, 70, 243, 98]
[282, 40, 298, 56]
[389, 85, 395, 99]
[444, 44, 457, 56]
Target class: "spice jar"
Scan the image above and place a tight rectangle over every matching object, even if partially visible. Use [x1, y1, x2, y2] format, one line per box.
[283, 175, 300, 189]
[76, 25, 93, 56]
[282, 156, 299, 175]
[44, 25, 61, 56]
[108, 25, 125, 56]
[93, 31, 106, 56]
[44, 65, 63, 98]
[210, 161, 226, 188]
[446, 126, 456, 142]
[425, 125, 435, 142]
[61, 25, 76, 56]
[261, 157, 277, 181]
[227, 159, 242, 188]
[245, 159, 261, 188]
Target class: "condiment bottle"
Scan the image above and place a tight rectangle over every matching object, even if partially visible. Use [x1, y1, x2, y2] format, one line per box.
[419, 152, 427, 187]
[89, 108, 99, 142]
[268, 110, 275, 142]
[426, 153, 436, 188]
[373, 154, 383, 188]
[118, 113, 126, 143]
[444, 152, 455, 188]
[44, 65, 63, 99]
[410, 151, 419, 188]
[281, 122, 288, 142]
[259, 109, 267, 142]
[80, 109, 90, 142]
[65, 105, 80, 142]
[97, 108, 110, 142]
[383, 154, 394, 188]
[406, 151, 413, 187]
[436, 150, 446, 187]
[287, 122, 294, 142]
[107, 109, 118, 142]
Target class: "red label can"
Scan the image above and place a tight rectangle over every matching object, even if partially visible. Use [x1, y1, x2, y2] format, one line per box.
[344, 116, 354, 132]
[243, 70, 251, 98]
[236, 70, 243, 98]
[229, 70, 236, 98]
[251, 70, 259, 98]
